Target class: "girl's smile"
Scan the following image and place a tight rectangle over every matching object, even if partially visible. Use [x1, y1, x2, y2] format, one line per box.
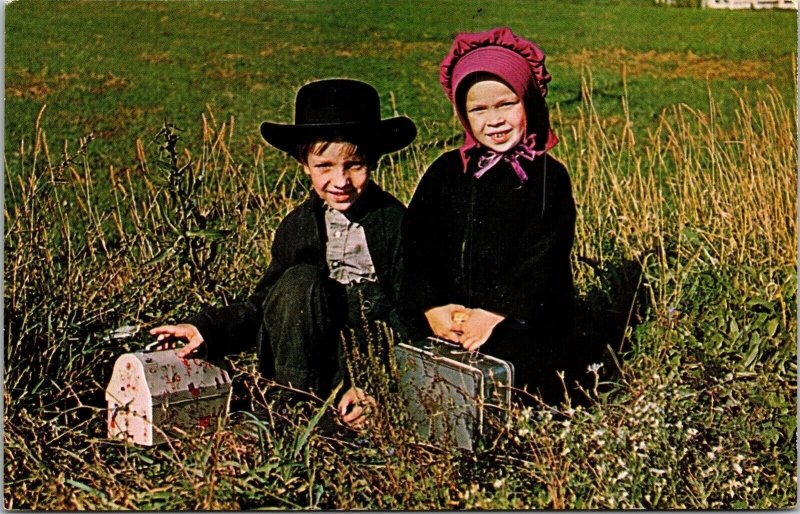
[487, 129, 512, 143]
[465, 79, 527, 153]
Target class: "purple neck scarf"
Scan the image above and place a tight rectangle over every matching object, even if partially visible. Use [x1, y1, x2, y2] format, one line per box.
[473, 134, 544, 183]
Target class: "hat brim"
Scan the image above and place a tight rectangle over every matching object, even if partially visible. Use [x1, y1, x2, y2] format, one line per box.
[260, 116, 417, 160]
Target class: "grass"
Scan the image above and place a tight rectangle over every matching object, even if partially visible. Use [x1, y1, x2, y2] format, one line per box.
[6, 1, 796, 174]
[4, 0, 798, 510]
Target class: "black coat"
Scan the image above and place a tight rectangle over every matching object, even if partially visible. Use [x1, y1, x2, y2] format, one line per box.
[400, 150, 576, 339]
[187, 181, 407, 360]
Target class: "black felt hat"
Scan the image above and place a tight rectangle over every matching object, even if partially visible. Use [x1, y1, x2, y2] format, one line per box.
[260, 79, 417, 160]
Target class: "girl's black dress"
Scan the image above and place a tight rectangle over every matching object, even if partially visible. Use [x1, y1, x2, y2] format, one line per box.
[400, 149, 576, 403]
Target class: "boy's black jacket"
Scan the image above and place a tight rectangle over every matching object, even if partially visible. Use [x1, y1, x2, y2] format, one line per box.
[186, 180, 407, 362]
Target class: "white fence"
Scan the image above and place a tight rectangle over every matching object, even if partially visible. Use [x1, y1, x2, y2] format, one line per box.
[656, 0, 798, 8]
[704, 0, 797, 8]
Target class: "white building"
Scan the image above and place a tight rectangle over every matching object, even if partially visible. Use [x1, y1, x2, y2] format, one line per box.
[656, 0, 798, 8]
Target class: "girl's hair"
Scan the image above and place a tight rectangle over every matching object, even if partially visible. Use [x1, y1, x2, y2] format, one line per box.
[296, 138, 378, 169]
[454, 71, 550, 152]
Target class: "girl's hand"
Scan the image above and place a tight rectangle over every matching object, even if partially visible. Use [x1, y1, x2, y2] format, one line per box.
[424, 304, 468, 342]
[149, 324, 205, 358]
[338, 387, 375, 429]
[459, 309, 505, 352]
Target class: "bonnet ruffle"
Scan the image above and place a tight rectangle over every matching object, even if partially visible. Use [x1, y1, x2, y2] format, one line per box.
[439, 26, 552, 103]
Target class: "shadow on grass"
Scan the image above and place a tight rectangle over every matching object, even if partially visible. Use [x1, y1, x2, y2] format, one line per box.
[566, 252, 651, 404]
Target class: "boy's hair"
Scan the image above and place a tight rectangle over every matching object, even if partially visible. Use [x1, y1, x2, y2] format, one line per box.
[296, 138, 378, 170]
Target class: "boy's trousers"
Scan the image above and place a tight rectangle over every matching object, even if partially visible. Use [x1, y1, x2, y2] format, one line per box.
[256, 264, 393, 399]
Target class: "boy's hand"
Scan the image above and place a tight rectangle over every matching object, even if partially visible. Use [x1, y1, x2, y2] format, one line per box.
[149, 324, 205, 358]
[459, 309, 505, 352]
[338, 387, 375, 429]
[424, 304, 468, 342]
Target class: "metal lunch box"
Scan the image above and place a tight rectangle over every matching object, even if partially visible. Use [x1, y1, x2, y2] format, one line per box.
[105, 345, 232, 446]
[395, 337, 514, 451]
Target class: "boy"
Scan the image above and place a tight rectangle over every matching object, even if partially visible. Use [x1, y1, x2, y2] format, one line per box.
[150, 79, 417, 427]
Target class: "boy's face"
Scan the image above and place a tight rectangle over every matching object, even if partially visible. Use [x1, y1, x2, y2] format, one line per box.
[302, 142, 370, 212]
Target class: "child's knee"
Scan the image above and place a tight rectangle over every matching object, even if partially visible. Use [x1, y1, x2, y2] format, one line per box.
[281, 264, 327, 288]
[262, 264, 345, 324]
[266, 264, 326, 306]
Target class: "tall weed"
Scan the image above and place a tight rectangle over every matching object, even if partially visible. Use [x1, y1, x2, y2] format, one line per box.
[3, 79, 796, 509]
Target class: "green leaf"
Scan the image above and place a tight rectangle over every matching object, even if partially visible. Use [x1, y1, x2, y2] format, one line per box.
[135, 453, 154, 464]
[293, 382, 342, 459]
[144, 246, 175, 266]
[65, 479, 107, 500]
[746, 298, 773, 311]
[728, 317, 739, 337]
[740, 335, 762, 370]
[765, 318, 779, 338]
[681, 226, 702, 246]
[185, 229, 232, 241]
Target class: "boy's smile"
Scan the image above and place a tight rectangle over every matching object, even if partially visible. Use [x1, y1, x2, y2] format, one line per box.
[465, 79, 527, 153]
[303, 142, 370, 212]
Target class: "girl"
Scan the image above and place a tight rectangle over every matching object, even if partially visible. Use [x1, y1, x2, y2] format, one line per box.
[401, 27, 576, 404]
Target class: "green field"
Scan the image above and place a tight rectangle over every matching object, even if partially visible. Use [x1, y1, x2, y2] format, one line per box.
[6, 0, 796, 172]
[4, 0, 797, 510]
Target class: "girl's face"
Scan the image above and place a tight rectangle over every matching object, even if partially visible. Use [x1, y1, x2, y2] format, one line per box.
[465, 79, 526, 153]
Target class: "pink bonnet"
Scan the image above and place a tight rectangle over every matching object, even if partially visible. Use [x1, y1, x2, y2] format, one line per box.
[439, 27, 558, 157]
[440, 26, 551, 103]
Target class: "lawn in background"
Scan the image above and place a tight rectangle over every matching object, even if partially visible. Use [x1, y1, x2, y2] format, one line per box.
[6, 0, 796, 175]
